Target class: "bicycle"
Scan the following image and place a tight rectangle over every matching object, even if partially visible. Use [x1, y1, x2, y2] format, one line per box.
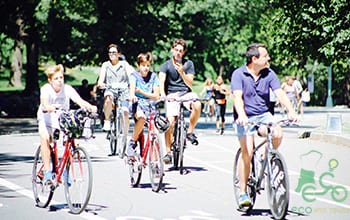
[233, 119, 294, 219]
[32, 108, 97, 214]
[127, 99, 168, 192]
[167, 96, 208, 174]
[106, 87, 128, 158]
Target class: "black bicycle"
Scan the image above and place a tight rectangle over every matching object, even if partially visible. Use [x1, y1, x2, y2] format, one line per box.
[168, 97, 208, 174]
[233, 119, 295, 219]
[106, 88, 128, 158]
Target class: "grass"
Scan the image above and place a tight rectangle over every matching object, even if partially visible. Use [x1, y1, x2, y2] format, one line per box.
[0, 66, 100, 92]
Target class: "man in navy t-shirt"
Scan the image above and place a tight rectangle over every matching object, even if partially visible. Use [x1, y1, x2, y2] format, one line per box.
[231, 43, 298, 208]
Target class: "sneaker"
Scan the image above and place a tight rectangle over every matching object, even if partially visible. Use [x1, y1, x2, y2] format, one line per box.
[43, 171, 54, 185]
[62, 169, 72, 187]
[215, 128, 220, 133]
[220, 128, 224, 135]
[102, 120, 111, 131]
[127, 139, 137, 158]
[163, 153, 172, 165]
[239, 193, 252, 208]
[186, 132, 198, 145]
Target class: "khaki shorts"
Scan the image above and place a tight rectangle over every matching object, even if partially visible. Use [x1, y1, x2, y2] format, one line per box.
[165, 92, 198, 117]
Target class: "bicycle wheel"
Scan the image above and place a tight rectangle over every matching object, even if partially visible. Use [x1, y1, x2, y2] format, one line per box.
[109, 112, 117, 156]
[32, 145, 55, 208]
[266, 151, 289, 220]
[148, 133, 164, 192]
[128, 142, 142, 187]
[233, 148, 256, 212]
[178, 119, 186, 174]
[64, 146, 93, 214]
[172, 121, 180, 169]
[116, 111, 127, 159]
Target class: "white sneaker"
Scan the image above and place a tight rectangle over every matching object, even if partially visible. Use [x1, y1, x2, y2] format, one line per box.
[103, 120, 111, 131]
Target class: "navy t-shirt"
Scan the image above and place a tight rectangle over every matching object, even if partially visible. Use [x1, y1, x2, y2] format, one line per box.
[230, 65, 281, 117]
[159, 59, 195, 94]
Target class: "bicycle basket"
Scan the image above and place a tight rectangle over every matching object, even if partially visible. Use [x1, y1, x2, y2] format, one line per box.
[155, 114, 170, 133]
[59, 110, 86, 138]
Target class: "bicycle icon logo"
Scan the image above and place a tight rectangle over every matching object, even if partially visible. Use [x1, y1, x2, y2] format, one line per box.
[295, 150, 348, 203]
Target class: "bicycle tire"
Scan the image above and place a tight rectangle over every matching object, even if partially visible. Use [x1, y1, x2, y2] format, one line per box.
[32, 145, 54, 208]
[178, 119, 186, 174]
[266, 151, 289, 220]
[64, 146, 93, 214]
[128, 141, 142, 187]
[172, 121, 180, 169]
[109, 111, 117, 155]
[233, 148, 256, 212]
[116, 111, 127, 159]
[148, 133, 164, 192]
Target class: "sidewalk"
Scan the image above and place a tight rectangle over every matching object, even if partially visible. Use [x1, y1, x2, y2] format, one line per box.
[0, 106, 350, 147]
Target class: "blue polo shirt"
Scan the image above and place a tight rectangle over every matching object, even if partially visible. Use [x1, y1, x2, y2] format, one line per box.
[230, 65, 281, 117]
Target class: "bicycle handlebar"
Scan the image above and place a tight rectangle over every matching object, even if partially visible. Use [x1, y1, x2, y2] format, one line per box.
[247, 119, 299, 128]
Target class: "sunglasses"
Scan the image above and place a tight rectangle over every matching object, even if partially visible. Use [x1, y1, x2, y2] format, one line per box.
[108, 51, 118, 55]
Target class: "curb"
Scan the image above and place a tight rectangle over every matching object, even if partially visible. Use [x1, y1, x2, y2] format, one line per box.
[309, 131, 350, 148]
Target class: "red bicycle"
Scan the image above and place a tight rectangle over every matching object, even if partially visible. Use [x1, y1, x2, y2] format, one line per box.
[32, 108, 97, 214]
[127, 99, 168, 192]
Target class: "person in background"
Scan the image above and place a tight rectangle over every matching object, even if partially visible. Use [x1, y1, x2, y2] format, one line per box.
[158, 38, 202, 164]
[200, 77, 215, 120]
[127, 52, 160, 158]
[268, 88, 277, 115]
[37, 64, 97, 184]
[78, 79, 93, 104]
[213, 75, 230, 135]
[97, 43, 135, 132]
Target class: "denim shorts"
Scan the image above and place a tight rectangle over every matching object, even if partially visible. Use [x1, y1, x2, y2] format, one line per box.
[235, 112, 275, 137]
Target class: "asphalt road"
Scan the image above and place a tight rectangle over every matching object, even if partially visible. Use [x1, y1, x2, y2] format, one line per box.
[0, 107, 350, 219]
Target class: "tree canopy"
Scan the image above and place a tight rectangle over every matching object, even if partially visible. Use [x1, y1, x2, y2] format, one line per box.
[1, 0, 349, 106]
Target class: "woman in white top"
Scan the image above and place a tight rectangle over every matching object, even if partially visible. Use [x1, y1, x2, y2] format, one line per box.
[97, 44, 135, 131]
[37, 64, 97, 183]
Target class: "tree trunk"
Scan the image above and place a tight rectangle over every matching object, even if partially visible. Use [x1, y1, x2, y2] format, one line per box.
[345, 66, 350, 107]
[23, 27, 39, 95]
[9, 42, 23, 87]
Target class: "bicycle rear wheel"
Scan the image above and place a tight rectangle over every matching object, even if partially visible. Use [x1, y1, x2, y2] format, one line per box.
[116, 111, 127, 159]
[32, 145, 55, 208]
[128, 142, 142, 187]
[64, 146, 93, 214]
[266, 151, 289, 220]
[109, 112, 117, 156]
[148, 133, 164, 192]
[233, 148, 256, 212]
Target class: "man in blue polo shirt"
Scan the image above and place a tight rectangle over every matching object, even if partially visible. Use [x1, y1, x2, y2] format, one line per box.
[231, 43, 298, 208]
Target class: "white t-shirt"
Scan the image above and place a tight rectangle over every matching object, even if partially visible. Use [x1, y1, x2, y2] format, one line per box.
[37, 84, 80, 129]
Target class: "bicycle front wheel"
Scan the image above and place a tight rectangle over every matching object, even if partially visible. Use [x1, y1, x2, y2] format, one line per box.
[64, 146, 93, 214]
[116, 111, 127, 159]
[233, 148, 256, 212]
[266, 151, 289, 220]
[178, 120, 186, 174]
[32, 145, 54, 208]
[109, 112, 117, 155]
[148, 133, 164, 192]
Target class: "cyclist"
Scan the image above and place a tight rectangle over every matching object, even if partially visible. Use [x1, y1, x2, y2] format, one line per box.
[230, 43, 298, 208]
[97, 44, 135, 131]
[127, 52, 160, 158]
[200, 77, 215, 119]
[159, 38, 202, 164]
[37, 64, 97, 184]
